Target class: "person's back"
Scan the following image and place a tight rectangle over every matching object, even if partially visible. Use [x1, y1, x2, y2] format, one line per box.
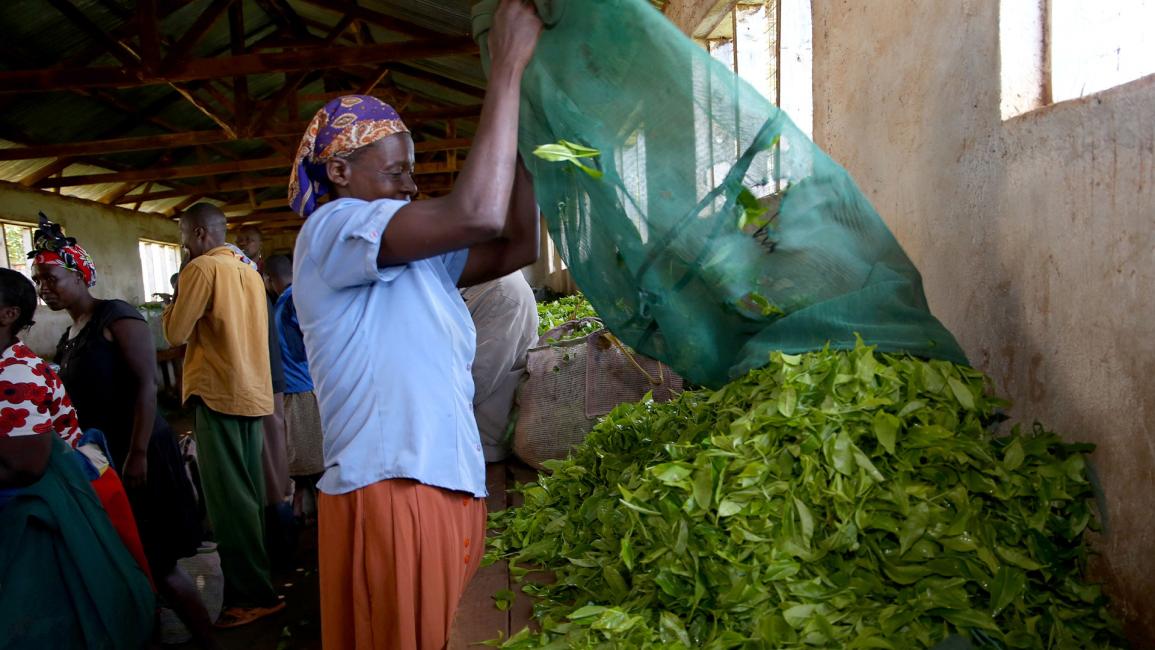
[166, 246, 272, 416]
[267, 254, 325, 522]
[162, 204, 280, 628]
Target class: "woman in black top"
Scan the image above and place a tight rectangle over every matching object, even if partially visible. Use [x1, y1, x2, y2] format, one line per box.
[30, 216, 220, 649]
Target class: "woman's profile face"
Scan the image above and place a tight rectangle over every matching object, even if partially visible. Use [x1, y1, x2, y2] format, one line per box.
[32, 264, 84, 312]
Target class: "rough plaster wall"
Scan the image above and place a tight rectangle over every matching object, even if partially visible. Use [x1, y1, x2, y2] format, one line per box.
[0, 182, 179, 357]
[811, 0, 1154, 642]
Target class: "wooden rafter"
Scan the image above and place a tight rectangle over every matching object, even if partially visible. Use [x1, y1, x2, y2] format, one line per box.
[255, 0, 314, 41]
[45, 0, 139, 68]
[19, 159, 74, 187]
[117, 162, 458, 211]
[99, 182, 143, 204]
[42, 157, 459, 189]
[357, 67, 391, 95]
[94, 0, 132, 20]
[0, 37, 479, 93]
[0, 106, 479, 161]
[220, 197, 289, 214]
[297, 0, 446, 40]
[4, 0, 485, 225]
[171, 195, 205, 214]
[46, 2, 244, 141]
[296, 23, 486, 102]
[389, 63, 486, 100]
[39, 157, 293, 188]
[137, 0, 160, 73]
[248, 13, 358, 136]
[170, 84, 238, 138]
[116, 175, 288, 205]
[225, 210, 297, 223]
[161, 0, 238, 73]
[228, 1, 249, 127]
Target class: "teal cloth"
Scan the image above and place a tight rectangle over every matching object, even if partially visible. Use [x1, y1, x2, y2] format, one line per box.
[471, 0, 967, 387]
[472, 0, 563, 77]
[0, 436, 155, 649]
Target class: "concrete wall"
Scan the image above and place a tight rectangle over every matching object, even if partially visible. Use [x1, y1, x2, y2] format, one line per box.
[0, 182, 179, 357]
[808, 1, 1154, 643]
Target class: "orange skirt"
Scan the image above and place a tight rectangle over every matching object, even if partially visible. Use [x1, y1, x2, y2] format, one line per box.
[318, 479, 487, 650]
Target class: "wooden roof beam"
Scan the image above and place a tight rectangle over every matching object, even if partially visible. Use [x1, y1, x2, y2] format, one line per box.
[40, 157, 294, 188]
[171, 195, 205, 215]
[99, 182, 144, 204]
[45, 0, 243, 139]
[45, 0, 140, 68]
[220, 197, 289, 214]
[0, 107, 477, 161]
[320, 28, 486, 102]
[42, 157, 459, 188]
[254, 0, 315, 41]
[160, 0, 238, 73]
[76, 89, 243, 163]
[0, 125, 300, 162]
[296, 0, 446, 40]
[389, 63, 486, 100]
[19, 159, 75, 187]
[118, 164, 458, 209]
[118, 174, 289, 205]
[229, 1, 249, 126]
[137, 0, 161, 73]
[247, 13, 358, 136]
[0, 37, 478, 93]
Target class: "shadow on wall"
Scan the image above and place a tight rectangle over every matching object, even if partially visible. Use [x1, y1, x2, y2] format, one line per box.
[810, 0, 1155, 643]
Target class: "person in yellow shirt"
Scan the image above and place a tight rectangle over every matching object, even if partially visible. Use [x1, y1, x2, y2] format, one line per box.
[163, 203, 284, 628]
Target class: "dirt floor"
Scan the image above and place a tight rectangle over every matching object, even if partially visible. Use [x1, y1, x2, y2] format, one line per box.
[163, 401, 537, 650]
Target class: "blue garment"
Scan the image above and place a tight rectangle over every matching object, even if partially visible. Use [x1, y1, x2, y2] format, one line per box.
[292, 197, 483, 497]
[274, 286, 314, 395]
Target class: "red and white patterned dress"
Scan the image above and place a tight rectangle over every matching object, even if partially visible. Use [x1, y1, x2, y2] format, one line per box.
[0, 340, 153, 582]
[0, 341, 82, 446]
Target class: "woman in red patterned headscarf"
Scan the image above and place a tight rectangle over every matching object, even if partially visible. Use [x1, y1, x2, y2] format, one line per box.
[31, 215, 219, 649]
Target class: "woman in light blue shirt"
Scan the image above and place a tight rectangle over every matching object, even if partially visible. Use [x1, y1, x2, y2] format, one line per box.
[286, 1, 543, 648]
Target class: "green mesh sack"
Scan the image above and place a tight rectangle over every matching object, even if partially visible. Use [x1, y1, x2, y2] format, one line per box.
[473, 0, 967, 388]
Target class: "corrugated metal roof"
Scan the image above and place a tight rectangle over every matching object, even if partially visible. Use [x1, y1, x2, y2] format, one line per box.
[0, 0, 492, 225]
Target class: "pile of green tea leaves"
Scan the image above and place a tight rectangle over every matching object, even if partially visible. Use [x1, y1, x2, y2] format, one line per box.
[537, 294, 600, 341]
[486, 343, 1124, 648]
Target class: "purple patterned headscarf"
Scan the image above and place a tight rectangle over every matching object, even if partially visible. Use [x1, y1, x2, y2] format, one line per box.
[288, 95, 409, 218]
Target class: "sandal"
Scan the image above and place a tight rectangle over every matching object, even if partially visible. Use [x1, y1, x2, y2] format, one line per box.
[213, 601, 287, 628]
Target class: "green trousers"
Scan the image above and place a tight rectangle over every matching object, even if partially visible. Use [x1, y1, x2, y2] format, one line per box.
[194, 404, 277, 607]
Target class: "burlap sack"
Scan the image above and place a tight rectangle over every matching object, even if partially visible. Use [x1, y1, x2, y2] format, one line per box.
[513, 319, 683, 470]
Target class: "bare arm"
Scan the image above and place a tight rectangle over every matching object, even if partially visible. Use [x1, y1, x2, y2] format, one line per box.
[0, 433, 52, 488]
[458, 158, 541, 287]
[109, 318, 157, 488]
[377, 0, 542, 267]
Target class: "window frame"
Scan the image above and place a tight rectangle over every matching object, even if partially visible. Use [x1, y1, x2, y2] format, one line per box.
[138, 238, 182, 306]
[1002, 0, 1155, 120]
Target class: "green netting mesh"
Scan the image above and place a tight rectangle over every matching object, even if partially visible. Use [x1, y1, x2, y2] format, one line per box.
[473, 0, 967, 388]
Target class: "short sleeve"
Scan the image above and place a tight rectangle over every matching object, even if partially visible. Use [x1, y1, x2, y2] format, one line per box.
[98, 300, 145, 330]
[440, 248, 470, 285]
[306, 198, 409, 290]
[0, 361, 58, 439]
